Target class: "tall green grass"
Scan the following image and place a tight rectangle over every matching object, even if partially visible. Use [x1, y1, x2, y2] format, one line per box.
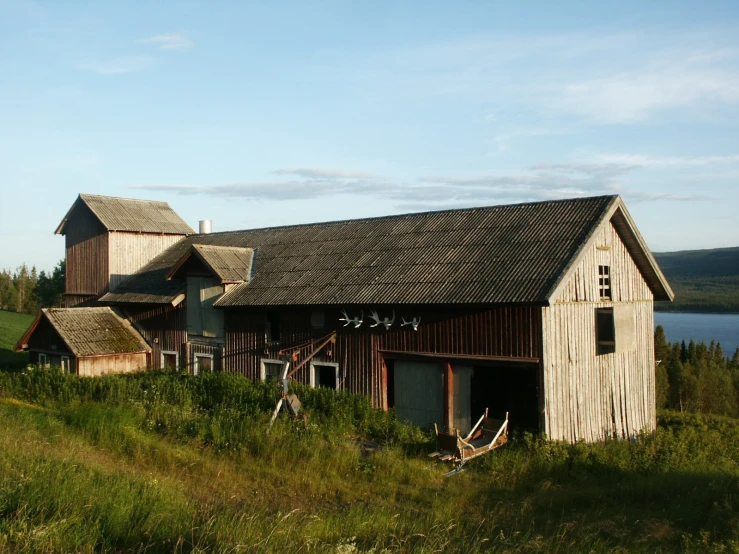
[1, 368, 739, 553]
[0, 310, 34, 369]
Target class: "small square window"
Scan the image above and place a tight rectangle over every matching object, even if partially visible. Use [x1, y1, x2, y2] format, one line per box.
[310, 362, 342, 390]
[60, 356, 71, 373]
[596, 308, 615, 355]
[194, 354, 214, 376]
[261, 358, 284, 381]
[161, 351, 179, 370]
[598, 265, 612, 300]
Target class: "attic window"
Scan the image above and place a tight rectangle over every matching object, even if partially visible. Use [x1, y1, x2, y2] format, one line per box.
[598, 265, 612, 300]
[596, 308, 615, 355]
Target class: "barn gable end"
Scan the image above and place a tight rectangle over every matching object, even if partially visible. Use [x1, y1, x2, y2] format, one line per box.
[541, 205, 661, 442]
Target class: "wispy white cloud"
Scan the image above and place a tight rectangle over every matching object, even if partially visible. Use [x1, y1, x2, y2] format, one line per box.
[273, 168, 379, 179]
[137, 33, 193, 51]
[77, 56, 153, 75]
[363, 29, 739, 125]
[589, 153, 739, 168]
[131, 163, 710, 210]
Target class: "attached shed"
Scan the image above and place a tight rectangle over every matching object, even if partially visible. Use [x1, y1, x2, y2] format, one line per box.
[15, 307, 151, 376]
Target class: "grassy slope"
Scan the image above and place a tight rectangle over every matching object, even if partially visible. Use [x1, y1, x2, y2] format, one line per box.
[0, 369, 738, 553]
[654, 246, 739, 312]
[0, 310, 34, 369]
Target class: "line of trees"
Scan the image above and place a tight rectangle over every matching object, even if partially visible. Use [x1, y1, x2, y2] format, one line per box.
[655, 325, 739, 418]
[0, 260, 65, 314]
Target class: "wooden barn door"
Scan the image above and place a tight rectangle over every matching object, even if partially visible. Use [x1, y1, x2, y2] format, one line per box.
[393, 361, 444, 429]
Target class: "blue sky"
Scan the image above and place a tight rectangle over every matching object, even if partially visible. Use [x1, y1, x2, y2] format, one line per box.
[2, 0, 739, 272]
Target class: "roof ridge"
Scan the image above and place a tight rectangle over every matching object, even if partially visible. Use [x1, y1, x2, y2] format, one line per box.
[194, 195, 620, 237]
[80, 193, 171, 206]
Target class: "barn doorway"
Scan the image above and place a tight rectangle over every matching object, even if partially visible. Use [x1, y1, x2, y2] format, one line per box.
[470, 364, 539, 433]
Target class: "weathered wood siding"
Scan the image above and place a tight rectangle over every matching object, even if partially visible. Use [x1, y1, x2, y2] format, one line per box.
[125, 303, 187, 370]
[542, 219, 655, 442]
[64, 204, 109, 300]
[109, 232, 185, 290]
[225, 305, 540, 407]
[77, 353, 148, 377]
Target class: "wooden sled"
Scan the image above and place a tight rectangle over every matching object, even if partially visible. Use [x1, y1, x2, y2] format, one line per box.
[429, 409, 508, 476]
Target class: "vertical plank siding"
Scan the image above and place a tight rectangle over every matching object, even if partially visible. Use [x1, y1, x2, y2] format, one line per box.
[108, 232, 185, 290]
[64, 206, 109, 298]
[125, 304, 187, 370]
[225, 305, 540, 407]
[542, 220, 655, 442]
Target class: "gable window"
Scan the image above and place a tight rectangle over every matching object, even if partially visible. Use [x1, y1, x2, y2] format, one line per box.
[38, 353, 49, 368]
[194, 353, 214, 376]
[596, 308, 616, 355]
[161, 351, 179, 370]
[260, 358, 284, 381]
[60, 356, 71, 373]
[265, 311, 281, 343]
[598, 265, 612, 300]
[310, 361, 342, 390]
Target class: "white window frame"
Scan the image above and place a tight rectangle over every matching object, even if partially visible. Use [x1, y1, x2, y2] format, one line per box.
[260, 358, 285, 381]
[193, 353, 214, 376]
[161, 350, 179, 370]
[60, 356, 71, 373]
[309, 361, 341, 390]
[38, 353, 49, 368]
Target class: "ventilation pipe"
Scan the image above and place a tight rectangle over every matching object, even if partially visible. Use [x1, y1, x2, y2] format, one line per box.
[199, 220, 212, 234]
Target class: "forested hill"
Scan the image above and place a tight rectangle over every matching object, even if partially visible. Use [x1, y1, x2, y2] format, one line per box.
[654, 246, 739, 312]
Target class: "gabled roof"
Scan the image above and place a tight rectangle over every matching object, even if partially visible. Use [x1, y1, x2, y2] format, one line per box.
[100, 195, 671, 307]
[15, 307, 151, 357]
[55, 194, 194, 235]
[167, 244, 256, 284]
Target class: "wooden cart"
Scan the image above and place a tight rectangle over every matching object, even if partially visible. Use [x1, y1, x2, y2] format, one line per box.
[429, 409, 509, 476]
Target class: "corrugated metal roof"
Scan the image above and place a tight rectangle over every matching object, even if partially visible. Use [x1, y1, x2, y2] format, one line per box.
[168, 244, 255, 283]
[101, 195, 622, 306]
[40, 307, 150, 357]
[56, 194, 194, 235]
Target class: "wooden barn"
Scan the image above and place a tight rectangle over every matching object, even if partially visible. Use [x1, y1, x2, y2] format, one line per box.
[55, 194, 194, 307]
[23, 193, 674, 442]
[15, 307, 150, 376]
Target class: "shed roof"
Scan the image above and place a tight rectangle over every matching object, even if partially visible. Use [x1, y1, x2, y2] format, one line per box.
[15, 307, 151, 357]
[55, 194, 194, 235]
[100, 195, 672, 306]
[168, 244, 256, 283]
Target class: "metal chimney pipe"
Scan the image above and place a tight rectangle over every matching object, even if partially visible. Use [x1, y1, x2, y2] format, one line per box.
[199, 220, 212, 234]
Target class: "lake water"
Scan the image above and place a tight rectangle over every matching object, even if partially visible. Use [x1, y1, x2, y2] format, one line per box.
[654, 312, 739, 355]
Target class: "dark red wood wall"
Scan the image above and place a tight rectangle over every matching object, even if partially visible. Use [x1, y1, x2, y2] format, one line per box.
[225, 305, 541, 407]
[125, 303, 187, 369]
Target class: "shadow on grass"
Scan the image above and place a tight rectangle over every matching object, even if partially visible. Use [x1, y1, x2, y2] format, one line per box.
[0, 347, 28, 371]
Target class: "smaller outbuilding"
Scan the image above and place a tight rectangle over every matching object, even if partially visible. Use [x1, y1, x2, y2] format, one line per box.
[15, 307, 150, 376]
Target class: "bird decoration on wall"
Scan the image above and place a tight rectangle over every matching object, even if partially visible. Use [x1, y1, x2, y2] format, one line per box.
[401, 316, 421, 331]
[369, 309, 395, 330]
[339, 309, 363, 328]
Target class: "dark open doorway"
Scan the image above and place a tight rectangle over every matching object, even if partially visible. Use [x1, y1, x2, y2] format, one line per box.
[470, 364, 539, 434]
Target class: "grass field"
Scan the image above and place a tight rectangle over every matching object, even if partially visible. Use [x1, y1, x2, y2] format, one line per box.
[0, 310, 34, 369]
[0, 368, 738, 553]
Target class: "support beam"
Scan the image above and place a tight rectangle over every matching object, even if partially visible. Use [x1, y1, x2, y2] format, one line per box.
[444, 361, 454, 432]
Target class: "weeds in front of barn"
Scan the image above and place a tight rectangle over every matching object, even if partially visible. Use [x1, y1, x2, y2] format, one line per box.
[0, 368, 738, 553]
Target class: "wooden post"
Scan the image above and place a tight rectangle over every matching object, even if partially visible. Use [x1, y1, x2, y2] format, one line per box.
[381, 356, 388, 410]
[444, 361, 454, 432]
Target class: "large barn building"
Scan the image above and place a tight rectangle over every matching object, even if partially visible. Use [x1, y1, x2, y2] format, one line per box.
[16, 193, 673, 443]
